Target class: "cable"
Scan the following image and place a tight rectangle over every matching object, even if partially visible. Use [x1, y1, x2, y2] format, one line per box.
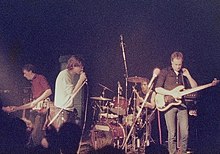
[77, 82, 89, 154]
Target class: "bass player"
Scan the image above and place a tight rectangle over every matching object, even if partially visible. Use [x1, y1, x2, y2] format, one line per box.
[155, 51, 197, 154]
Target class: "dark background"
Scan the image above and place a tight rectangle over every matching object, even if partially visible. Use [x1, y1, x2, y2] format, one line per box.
[0, 1, 219, 153]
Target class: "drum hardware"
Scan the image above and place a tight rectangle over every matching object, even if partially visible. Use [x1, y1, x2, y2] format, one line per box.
[128, 76, 148, 83]
[110, 96, 128, 116]
[90, 96, 112, 101]
[122, 68, 160, 150]
[122, 84, 154, 149]
[98, 83, 114, 93]
[91, 121, 126, 149]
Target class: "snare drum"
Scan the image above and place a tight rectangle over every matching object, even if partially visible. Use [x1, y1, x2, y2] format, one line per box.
[99, 113, 118, 122]
[110, 96, 128, 115]
[91, 121, 125, 149]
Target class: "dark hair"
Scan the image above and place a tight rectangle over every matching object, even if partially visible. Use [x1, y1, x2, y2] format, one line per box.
[141, 78, 150, 84]
[22, 64, 36, 73]
[66, 55, 84, 70]
[170, 51, 184, 62]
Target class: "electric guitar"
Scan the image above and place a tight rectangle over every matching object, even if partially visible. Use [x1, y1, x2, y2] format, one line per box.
[155, 78, 219, 112]
[32, 98, 51, 114]
[15, 98, 51, 114]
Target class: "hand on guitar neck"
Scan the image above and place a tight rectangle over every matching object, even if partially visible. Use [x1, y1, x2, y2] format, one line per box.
[8, 98, 51, 114]
[155, 78, 219, 111]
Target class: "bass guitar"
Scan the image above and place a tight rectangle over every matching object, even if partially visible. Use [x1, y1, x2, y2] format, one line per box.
[155, 78, 219, 112]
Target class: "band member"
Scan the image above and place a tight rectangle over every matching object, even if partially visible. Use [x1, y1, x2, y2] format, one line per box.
[53, 55, 86, 130]
[11, 64, 52, 147]
[135, 80, 156, 143]
[155, 52, 197, 154]
[136, 80, 156, 111]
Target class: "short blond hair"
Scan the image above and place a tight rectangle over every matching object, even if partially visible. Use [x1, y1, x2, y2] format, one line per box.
[171, 51, 184, 62]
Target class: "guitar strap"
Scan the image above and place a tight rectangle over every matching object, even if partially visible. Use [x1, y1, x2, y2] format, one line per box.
[179, 71, 188, 107]
[179, 70, 186, 88]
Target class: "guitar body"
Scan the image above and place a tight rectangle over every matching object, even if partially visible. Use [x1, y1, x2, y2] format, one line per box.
[32, 98, 51, 114]
[155, 79, 219, 112]
[155, 94, 182, 111]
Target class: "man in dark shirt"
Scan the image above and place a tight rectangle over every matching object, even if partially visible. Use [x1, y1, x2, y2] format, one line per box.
[155, 52, 197, 154]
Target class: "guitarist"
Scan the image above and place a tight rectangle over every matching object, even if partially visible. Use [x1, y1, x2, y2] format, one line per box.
[11, 64, 52, 148]
[155, 52, 197, 154]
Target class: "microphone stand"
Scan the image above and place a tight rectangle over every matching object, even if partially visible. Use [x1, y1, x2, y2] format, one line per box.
[47, 79, 87, 128]
[122, 77, 155, 150]
[120, 34, 129, 151]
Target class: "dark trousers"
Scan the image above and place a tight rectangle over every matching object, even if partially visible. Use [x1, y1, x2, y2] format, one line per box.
[54, 107, 78, 130]
[28, 110, 46, 147]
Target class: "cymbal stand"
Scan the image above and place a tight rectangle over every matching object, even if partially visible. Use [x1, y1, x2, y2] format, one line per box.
[132, 85, 138, 151]
[101, 87, 109, 119]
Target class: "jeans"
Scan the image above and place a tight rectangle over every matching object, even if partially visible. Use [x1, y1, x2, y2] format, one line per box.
[165, 107, 188, 154]
[54, 107, 78, 130]
[29, 110, 46, 147]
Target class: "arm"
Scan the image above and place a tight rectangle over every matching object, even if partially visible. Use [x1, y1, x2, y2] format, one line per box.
[142, 91, 156, 109]
[136, 91, 156, 109]
[182, 68, 197, 88]
[71, 72, 86, 95]
[14, 89, 52, 111]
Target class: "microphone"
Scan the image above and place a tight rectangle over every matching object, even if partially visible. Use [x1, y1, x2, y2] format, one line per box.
[118, 81, 123, 91]
[148, 68, 160, 88]
[80, 71, 87, 84]
[120, 34, 123, 43]
[120, 34, 125, 47]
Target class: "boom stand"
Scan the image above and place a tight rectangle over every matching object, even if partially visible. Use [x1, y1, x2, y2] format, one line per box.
[122, 84, 153, 150]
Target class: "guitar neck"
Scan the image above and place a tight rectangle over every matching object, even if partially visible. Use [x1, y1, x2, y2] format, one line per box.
[180, 83, 213, 96]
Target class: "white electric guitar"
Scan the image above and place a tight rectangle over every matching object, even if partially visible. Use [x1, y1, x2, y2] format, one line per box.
[32, 98, 51, 114]
[155, 78, 219, 112]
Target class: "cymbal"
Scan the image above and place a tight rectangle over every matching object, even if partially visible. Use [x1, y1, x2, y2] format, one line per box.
[128, 76, 148, 83]
[90, 96, 111, 101]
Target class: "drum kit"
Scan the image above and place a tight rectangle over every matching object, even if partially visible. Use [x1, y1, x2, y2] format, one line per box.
[90, 76, 154, 151]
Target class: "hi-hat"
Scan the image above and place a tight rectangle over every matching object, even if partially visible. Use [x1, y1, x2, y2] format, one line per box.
[90, 96, 111, 101]
[128, 76, 148, 83]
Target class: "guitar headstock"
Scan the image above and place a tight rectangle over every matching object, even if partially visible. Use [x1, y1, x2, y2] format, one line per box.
[211, 78, 220, 86]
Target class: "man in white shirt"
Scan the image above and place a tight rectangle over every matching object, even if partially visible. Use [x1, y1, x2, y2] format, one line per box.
[54, 55, 86, 130]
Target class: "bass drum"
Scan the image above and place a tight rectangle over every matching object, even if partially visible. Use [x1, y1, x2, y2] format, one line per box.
[91, 121, 125, 149]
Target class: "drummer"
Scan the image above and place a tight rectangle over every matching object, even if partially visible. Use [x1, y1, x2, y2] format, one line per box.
[135, 79, 156, 142]
[136, 79, 156, 111]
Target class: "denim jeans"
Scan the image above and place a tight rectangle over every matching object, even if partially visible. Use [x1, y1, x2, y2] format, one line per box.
[29, 110, 46, 147]
[54, 107, 78, 130]
[165, 107, 188, 154]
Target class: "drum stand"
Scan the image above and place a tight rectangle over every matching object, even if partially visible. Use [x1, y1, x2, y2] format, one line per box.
[131, 86, 137, 151]
[125, 85, 144, 152]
